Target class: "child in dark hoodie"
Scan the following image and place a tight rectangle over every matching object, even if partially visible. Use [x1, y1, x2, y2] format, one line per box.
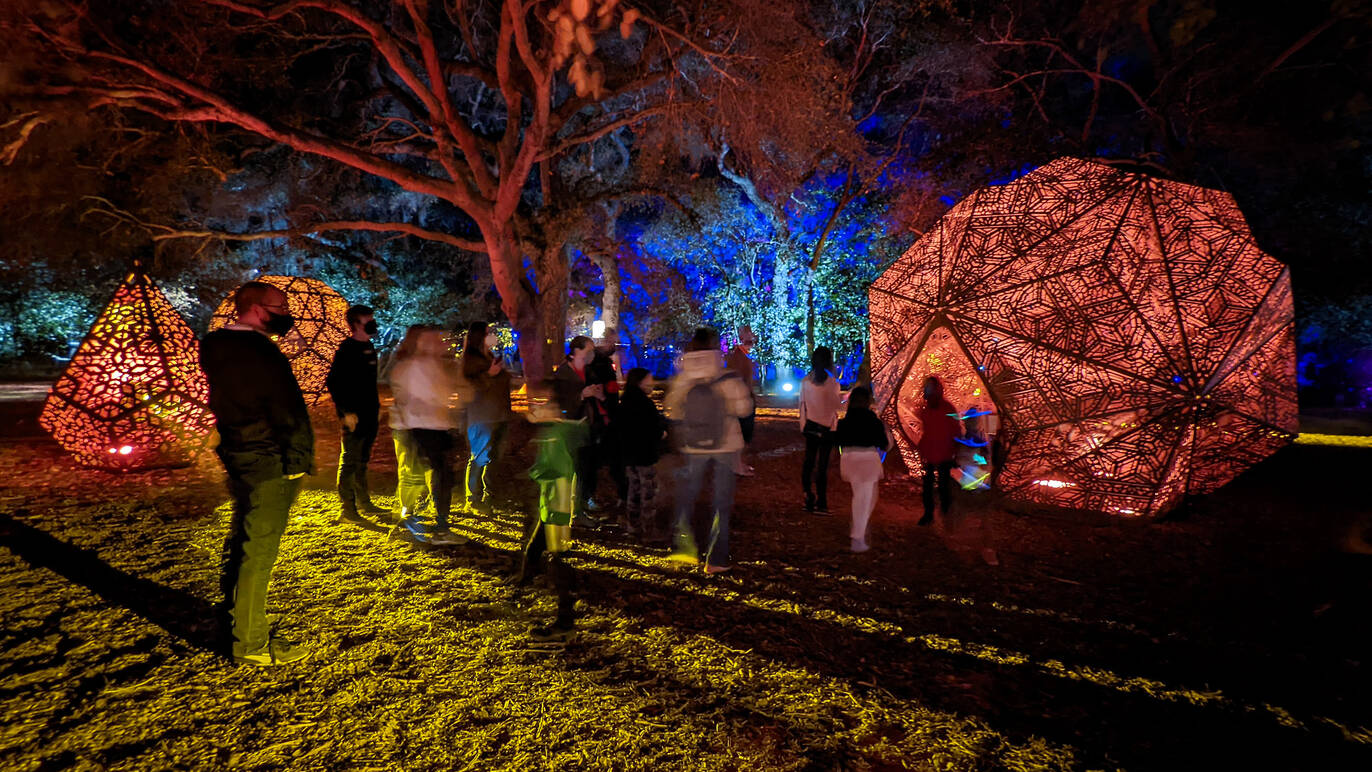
[616, 368, 668, 540]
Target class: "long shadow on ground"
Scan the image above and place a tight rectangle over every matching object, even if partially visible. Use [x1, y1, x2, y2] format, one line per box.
[0, 512, 220, 651]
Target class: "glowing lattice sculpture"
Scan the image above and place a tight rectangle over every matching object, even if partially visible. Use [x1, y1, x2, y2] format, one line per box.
[209, 275, 349, 405]
[40, 271, 214, 470]
[870, 157, 1297, 517]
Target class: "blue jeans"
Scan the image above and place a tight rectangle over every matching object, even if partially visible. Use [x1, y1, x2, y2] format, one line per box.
[673, 452, 738, 567]
[465, 421, 506, 504]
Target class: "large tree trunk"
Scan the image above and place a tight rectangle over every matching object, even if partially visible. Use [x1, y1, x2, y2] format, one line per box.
[591, 251, 620, 333]
[516, 241, 569, 380]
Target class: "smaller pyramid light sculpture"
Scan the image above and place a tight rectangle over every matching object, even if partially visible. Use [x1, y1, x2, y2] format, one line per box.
[40, 270, 214, 470]
[208, 275, 350, 405]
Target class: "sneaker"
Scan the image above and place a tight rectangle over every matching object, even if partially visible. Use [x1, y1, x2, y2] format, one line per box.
[234, 637, 310, 667]
[850, 537, 870, 553]
[429, 528, 470, 546]
[812, 505, 831, 516]
[529, 624, 574, 643]
[703, 564, 732, 575]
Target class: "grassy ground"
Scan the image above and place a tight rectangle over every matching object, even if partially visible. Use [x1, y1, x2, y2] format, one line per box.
[1, 405, 1370, 771]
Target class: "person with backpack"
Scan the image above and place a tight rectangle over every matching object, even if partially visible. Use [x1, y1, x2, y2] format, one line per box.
[617, 367, 668, 539]
[799, 346, 843, 514]
[916, 376, 961, 527]
[836, 386, 889, 553]
[665, 328, 752, 574]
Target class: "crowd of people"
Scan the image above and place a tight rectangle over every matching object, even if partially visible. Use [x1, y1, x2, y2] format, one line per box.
[200, 282, 989, 666]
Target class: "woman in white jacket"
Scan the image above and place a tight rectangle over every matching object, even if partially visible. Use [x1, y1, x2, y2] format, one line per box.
[799, 346, 842, 514]
[389, 326, 466, 546]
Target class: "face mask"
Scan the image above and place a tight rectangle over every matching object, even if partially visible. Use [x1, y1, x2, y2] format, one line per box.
[484, 333, 498, 349]
[264, 310, 295, 336]
[363, 319, 378, 336]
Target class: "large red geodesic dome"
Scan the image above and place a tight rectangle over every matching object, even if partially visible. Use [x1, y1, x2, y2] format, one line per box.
[209, 275, 350, 405]
[870, 157, 1297, 517]
[40, 271, 214, 470]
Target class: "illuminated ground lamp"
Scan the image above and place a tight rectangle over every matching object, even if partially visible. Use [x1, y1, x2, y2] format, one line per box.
[39, 271, 214, 470]
[208, 275, 350, 405]
[869, 157, 1297, 517]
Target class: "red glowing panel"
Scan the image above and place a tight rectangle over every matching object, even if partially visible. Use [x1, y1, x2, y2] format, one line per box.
[40, 272, 214, 470]
[870, 158, 1297, 517]
[208, 275, 350, 405]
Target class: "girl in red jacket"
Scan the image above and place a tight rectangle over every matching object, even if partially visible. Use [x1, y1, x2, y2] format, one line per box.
[915, 376, 961, 526]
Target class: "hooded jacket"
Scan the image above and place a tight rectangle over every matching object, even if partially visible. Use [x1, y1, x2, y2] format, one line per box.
[664, 350, 752, 454]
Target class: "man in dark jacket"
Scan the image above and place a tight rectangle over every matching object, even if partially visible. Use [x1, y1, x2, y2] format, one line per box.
[200, 281, 314, 666]
[326, 304, 384, 525]
[552, 336, 606, 515]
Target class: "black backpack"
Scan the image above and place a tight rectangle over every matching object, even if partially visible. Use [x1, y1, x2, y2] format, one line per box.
[680, 374, 734, 450]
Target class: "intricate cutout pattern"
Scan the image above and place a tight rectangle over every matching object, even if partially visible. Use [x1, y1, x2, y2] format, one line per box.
[870, 158, 1297, 517]
[209, 275, 350, 405]
[40, 272, 213, 470]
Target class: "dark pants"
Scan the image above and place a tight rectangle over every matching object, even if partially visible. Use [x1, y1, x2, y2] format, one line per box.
[578, 435, 628, 507]
[336, 417, 378, 510]
[922, 461, 954, 517]
[412, 428, 456, 529]
[517, 509, 577, 628]
[739, 412, 755, 445]
[802, 431, 833, 508]
[465, 420, 507, 505]
[221, 473, 303, 657]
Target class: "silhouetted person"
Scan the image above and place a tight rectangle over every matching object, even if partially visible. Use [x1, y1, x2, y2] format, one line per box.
[799, 346, 842, 514]
[726, 325, 758, 476]
[200, 281, 313, 666]
[916, 376, 960, 526]
[326, 304, 384, 526]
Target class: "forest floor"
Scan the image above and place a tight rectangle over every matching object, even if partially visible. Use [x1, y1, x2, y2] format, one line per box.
[1, 395, 1370, 771]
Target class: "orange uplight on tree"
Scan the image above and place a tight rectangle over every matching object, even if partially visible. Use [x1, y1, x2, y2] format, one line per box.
[40, 270, 214, 471]
[870, 157, 1297, 518]
[208, 275, 350, 405]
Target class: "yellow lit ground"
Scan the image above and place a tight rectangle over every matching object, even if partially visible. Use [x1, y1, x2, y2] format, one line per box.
[1, 409, 1370, 770]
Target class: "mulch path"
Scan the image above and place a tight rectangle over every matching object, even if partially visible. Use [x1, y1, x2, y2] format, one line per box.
[1, 402, 1369, 770]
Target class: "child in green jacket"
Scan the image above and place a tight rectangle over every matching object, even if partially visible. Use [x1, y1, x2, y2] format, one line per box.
[514, 381, 589, 642]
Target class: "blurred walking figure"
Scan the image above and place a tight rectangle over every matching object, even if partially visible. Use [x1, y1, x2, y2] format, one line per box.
[836, 386, 889, 553]
[726, 325, 758, 477]
[460, 321, 511, 514]
[200, 281, 313, 666]
[666, 328, 752, 574]
[799, 346, 842, 514]
[513, 382, 589, 643]
[389, 326, 467, 546]
[326, 304, 385, 527]
[916, 376, 960, 527]
[617, 367, 668, 538]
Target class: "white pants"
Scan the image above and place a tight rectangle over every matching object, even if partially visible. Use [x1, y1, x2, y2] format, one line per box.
[839, 449, 884, 540]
